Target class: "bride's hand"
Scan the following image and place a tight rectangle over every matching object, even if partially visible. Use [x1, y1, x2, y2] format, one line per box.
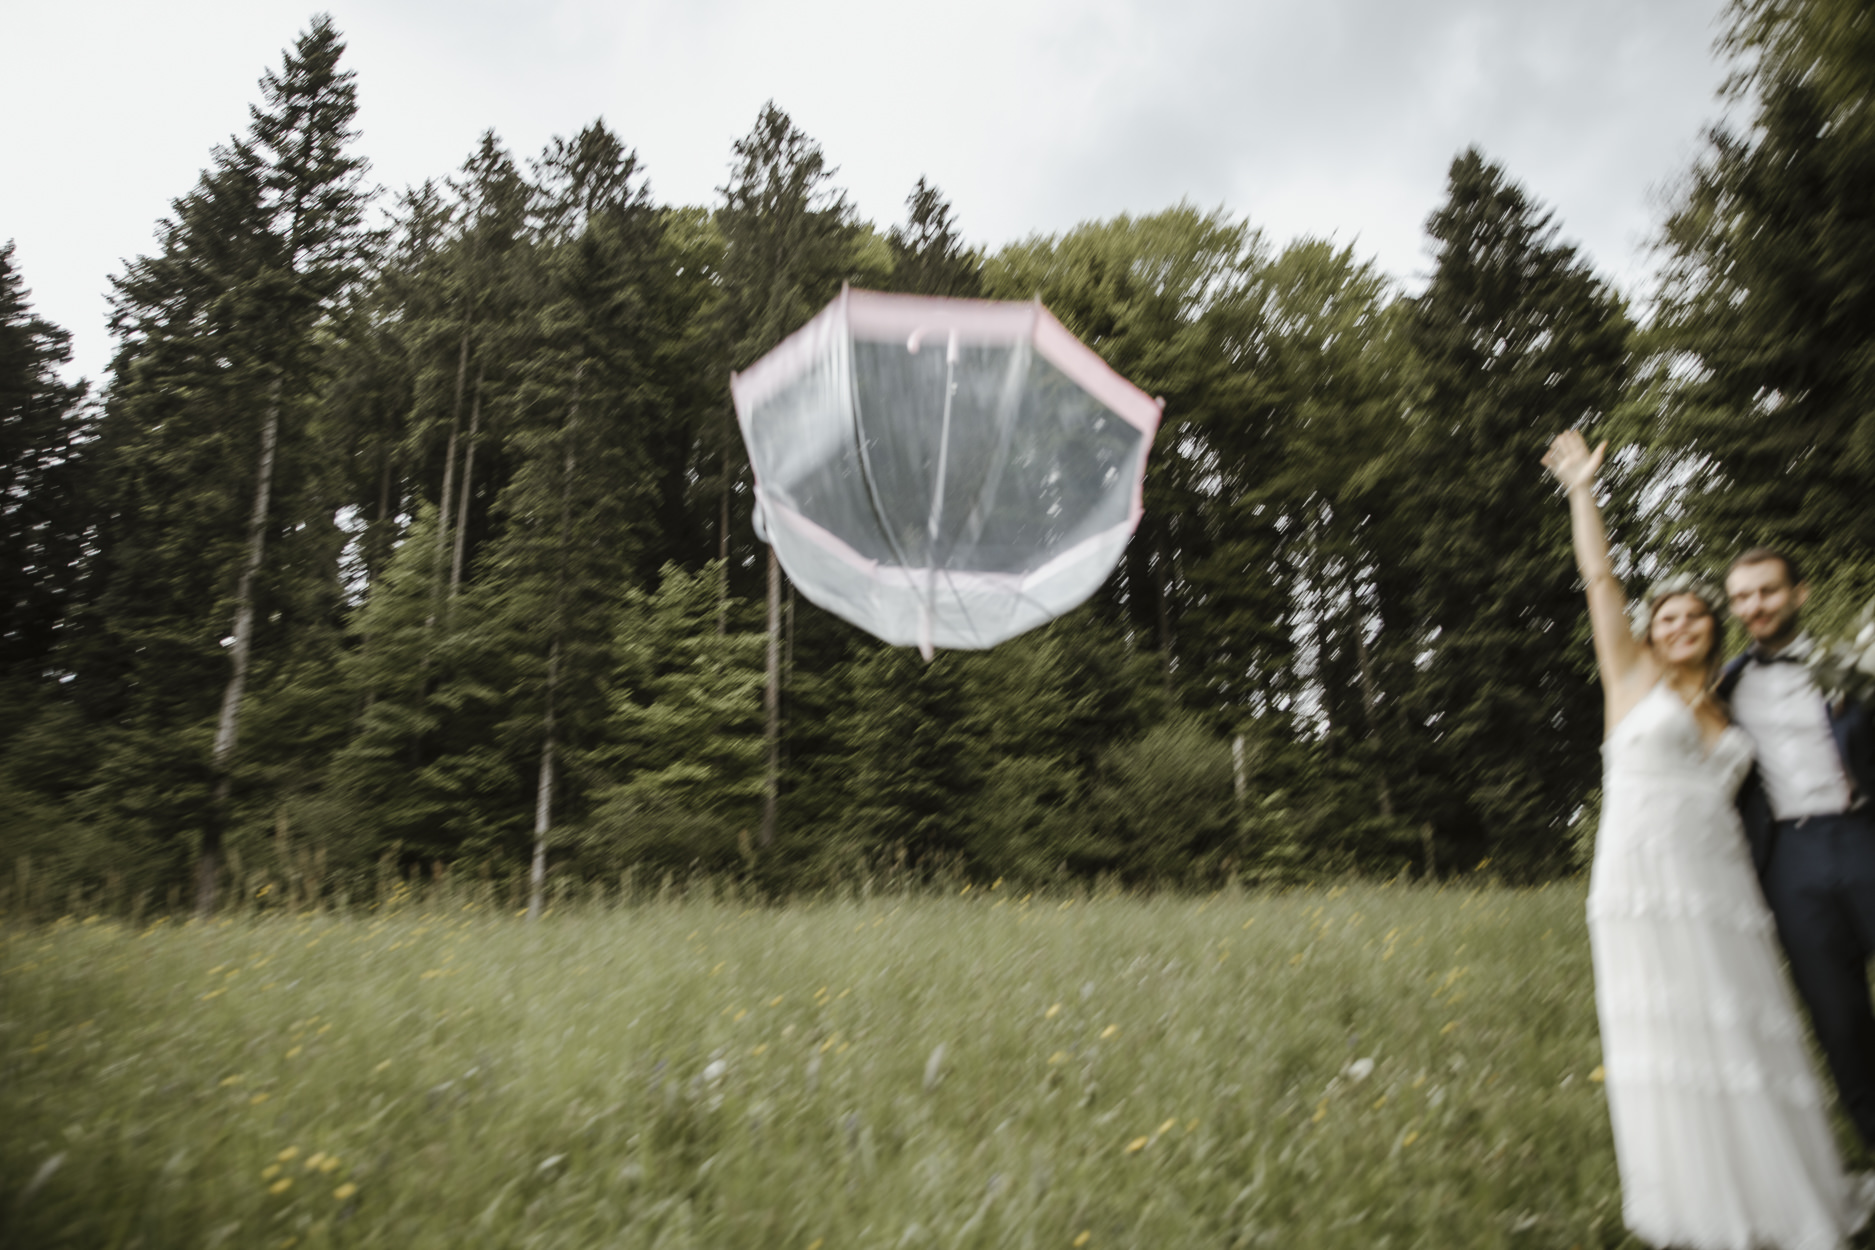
[1543, 430, 1605, 493]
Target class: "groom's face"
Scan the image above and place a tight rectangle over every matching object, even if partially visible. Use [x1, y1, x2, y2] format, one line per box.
[1725, 558, 1807, 648]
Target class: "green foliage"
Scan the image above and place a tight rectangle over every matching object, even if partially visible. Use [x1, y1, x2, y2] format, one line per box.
[0, 242, 91, 712]
[61, 17, 373, 887]
[589, 564, 766, 875]
[1091, 714, 1236, 881]
[1650, 0, 1875, 577]
[833, 645, 981, 874]
[24, 5, 1874, 900]
[957, 616, 1162, 883]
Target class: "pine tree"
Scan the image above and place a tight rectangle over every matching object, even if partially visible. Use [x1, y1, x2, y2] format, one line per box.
[1397, 150, 1631, 877]
[434, 132, 534, 611]
[0, 243, 91, 715]
[1651, 0, 1875, 587]
[885, 179, 982, 297]
[75, 16, 371, 909]
[485, 120, 667, 915]
[716, 103, 866, 850]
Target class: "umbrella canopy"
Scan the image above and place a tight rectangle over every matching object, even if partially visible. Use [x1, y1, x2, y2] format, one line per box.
[730, 287, 1162, 657]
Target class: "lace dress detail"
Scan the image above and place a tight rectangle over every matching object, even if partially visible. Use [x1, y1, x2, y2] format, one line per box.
[1591, 682, 1863, 1249]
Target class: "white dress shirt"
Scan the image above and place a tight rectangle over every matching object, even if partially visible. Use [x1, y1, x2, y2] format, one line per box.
[1729, 634, 1856, 820]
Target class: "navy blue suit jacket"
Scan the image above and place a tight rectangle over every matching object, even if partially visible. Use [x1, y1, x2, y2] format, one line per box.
[1718, 654, 1875, 879]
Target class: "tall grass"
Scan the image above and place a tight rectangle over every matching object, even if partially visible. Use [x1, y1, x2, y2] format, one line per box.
[3, 883, 1659, 1247]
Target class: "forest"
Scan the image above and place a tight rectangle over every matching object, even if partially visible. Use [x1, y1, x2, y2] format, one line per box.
[3, 0, 1872, 912]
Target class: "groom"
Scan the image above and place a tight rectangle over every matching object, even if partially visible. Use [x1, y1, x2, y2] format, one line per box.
[1721, 547, 1875, 1150]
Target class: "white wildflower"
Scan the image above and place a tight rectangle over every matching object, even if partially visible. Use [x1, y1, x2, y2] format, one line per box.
[924, 1043, 947, 1092]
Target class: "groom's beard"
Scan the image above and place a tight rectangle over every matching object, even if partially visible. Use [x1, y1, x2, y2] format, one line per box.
[1751, 609, 1802, 651]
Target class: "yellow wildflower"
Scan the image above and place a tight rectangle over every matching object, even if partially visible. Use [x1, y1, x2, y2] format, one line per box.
[270, 1177, 293, 1195]
[1124, 1136, 1148, 1154]
[1099, 1024, 1119, 1040]
[1073, 1233, 1092, 1247]
[333, 1182, 358, 1201]
[1045, 1003, 1062, 1019]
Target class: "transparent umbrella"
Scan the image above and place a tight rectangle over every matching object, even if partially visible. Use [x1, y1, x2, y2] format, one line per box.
[730, 287, 1163, 657]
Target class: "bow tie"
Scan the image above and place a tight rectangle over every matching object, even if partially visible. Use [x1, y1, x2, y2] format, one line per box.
[1749, 650, 1803, 666]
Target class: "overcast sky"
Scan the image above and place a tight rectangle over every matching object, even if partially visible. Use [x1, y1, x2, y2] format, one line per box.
[5, 0, 1735, 385]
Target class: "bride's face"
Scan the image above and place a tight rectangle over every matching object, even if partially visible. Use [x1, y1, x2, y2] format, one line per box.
[1649, 593, 1716, 667]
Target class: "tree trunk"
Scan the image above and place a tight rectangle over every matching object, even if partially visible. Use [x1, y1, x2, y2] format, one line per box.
[1354, 622, 1395, 819]
[528, 640, 557, 922]
[450, 363, 485, 600]
[199, 375, 283, 917]
[360, 452, 396, 715]
[1154, 533, 1176, 696]
[430, 332, 470, 629]
[717, 445, 732, 635]
[529, 369, 582, 921]
[371, 451, 394, 582]
[761, 546, 781, 847]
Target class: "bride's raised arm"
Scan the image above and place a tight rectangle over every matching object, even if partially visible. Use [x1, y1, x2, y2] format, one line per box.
[1543, 431, 1650, 705]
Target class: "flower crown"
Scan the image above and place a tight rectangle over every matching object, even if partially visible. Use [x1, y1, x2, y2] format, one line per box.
[1627, 572, 1726, 640]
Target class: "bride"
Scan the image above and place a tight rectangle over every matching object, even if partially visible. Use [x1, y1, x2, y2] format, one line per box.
[1545, 430, 1863, 1249]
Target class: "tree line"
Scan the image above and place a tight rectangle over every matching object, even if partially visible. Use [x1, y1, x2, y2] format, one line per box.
[3, 1, 1870, 911]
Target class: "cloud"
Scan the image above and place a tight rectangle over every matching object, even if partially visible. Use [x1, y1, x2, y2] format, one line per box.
[3, 0, 1730, 383]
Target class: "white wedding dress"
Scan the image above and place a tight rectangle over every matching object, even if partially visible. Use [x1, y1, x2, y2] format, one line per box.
[1590, 681, 1865, 1249]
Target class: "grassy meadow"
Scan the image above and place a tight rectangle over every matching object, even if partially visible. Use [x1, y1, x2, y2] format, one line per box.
[2, 882, 1671, 1248]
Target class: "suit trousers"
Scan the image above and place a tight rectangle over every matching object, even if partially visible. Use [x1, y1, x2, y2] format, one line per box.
[1761, 808, 1875, 1150]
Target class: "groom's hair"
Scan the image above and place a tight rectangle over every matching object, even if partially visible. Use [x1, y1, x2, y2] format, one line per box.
[1729, 546, 1802, 587]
